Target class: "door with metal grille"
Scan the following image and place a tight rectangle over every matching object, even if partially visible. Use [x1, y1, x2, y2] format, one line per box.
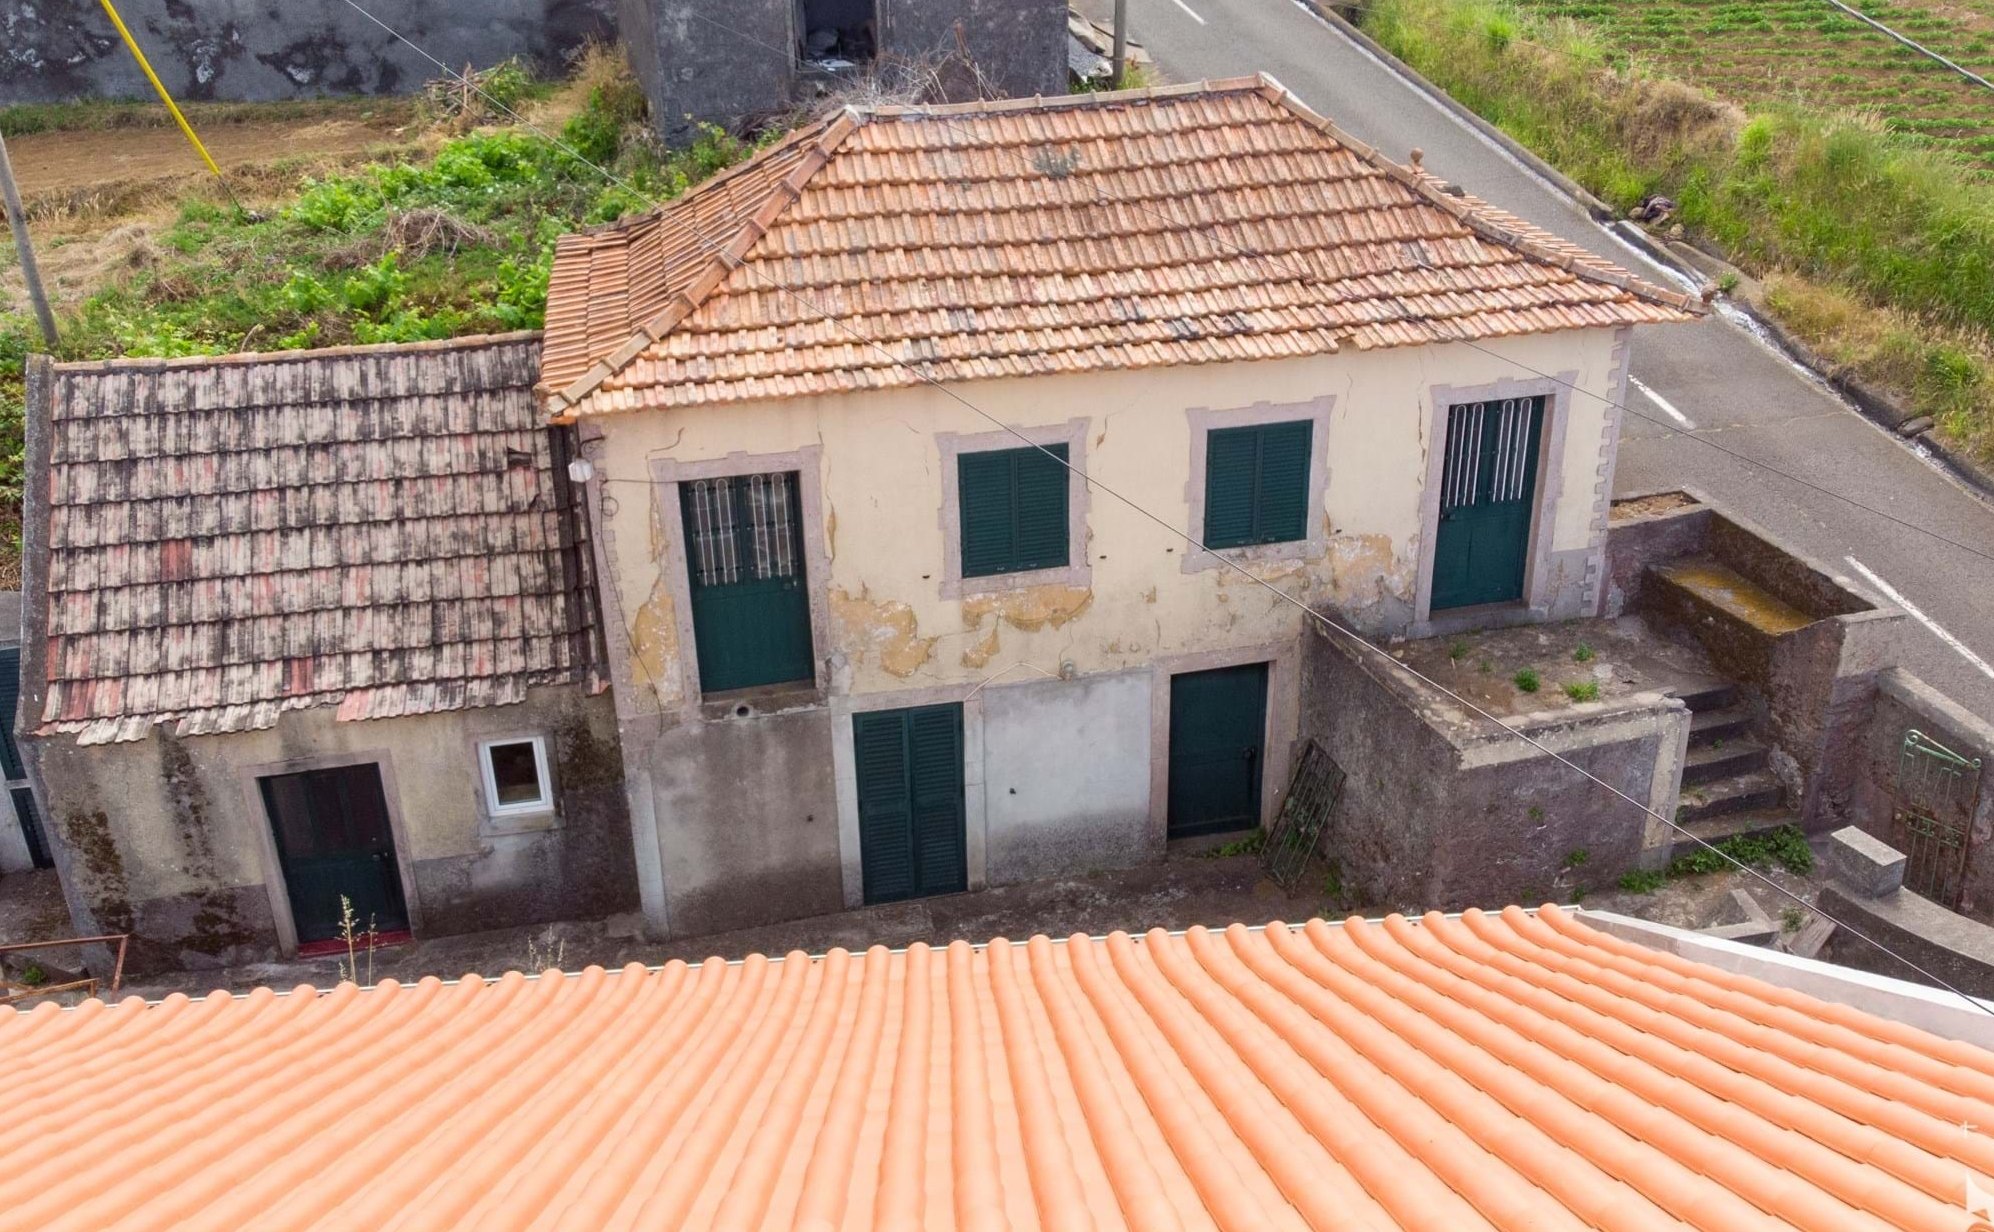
[680, 471, 815, 694]
[1432, 396, 1545, 611]
[1892, 729, 1982, 908]
[854, 704, 967, 905]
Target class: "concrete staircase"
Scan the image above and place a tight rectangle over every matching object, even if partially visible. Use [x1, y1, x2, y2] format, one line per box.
[1669, 680, 1799, 859]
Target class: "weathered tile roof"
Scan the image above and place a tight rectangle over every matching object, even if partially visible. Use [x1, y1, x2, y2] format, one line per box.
[541, 75, 1702, 418]
[9, 906, 1993, 1229]
[25, 334, 598, 745]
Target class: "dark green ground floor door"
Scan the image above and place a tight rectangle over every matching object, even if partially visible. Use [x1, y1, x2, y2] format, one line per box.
[260, 763, 409, 944]
[1167, 663, 1269, 838]
[1432, 396, 1544, 611]
[681, 471, 815, 693]
[855, 704, 967, 904]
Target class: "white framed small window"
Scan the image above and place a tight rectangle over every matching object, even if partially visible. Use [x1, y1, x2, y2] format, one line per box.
[479, 736, 553, 816]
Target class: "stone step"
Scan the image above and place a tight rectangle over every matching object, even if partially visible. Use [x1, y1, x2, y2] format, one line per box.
[1683, 738, 1770, 787]
[1677, 771, 1785, 824]
[1673, 680, 1739, 714]
[1688, 704, 1754, 748]
[1667, 808, 1803, 863]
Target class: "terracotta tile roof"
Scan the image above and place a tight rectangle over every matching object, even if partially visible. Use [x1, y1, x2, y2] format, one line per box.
[10, 905, 1993, 1230]
[27, 334, 600, 745]
[540, 76, 1702, 418]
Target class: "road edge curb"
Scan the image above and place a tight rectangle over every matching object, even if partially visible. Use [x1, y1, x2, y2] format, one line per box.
[1299, 0, 1994, 504]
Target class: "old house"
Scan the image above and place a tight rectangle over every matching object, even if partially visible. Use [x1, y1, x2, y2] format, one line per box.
[538, 78, 1703, 939]
[16, 335, 638, 969]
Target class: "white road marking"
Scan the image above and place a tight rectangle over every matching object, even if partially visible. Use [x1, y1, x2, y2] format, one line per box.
[1846, 556, 1994, 683]
[1629, 376, 1696, 429]
[1170, 0, 1208, 23]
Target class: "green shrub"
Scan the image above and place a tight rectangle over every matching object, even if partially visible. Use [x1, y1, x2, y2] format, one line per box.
[1619, 867, 1666, 893]
[1572, 643, 1595, 663]
[1563, 680, 1601, 702]
[1512, 668, 1541, 693]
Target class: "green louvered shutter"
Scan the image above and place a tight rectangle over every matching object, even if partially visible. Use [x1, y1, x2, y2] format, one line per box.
[854, 711, 916, 904]
[908, 706, 966, 895]
[855, 704, 966, 905]
[0, 647, 24, 781]
[1203, 421, 1312, 549]
[959, 444, 1069, 577]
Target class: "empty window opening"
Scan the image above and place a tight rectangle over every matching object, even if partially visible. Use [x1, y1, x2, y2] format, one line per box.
[481, 737, 553, 815]
[799, 0, 877, 66]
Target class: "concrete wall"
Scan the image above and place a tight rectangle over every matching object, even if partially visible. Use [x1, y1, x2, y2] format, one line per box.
[29, 685, 637, 973]
[1300, 624, 1688, 910]
[584, 332, 1629, 935]
[0, 1, 617, 104]
[620, 0, 1068, 137]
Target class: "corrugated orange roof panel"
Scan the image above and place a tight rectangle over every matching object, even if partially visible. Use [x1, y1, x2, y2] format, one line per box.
[7, 906, 1994, 1229]
[539, 77, 1703, 419]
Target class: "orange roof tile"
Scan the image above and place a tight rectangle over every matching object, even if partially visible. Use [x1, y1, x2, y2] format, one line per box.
[540, 77, 1702, 419]
[7, 906, 1993, 1229]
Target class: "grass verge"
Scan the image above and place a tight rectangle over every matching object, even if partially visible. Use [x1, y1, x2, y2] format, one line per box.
[1355, 0, 1994, 461]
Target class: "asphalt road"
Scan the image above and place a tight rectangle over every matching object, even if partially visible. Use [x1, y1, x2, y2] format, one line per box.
[1102, 0, 1994, 723]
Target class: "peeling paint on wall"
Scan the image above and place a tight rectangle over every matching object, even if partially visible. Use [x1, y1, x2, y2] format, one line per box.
[830, 587, 938, 678]
[962, 586, 1094, 634]
[961, 622, 1001, 670]
[628, 578, 682, 707]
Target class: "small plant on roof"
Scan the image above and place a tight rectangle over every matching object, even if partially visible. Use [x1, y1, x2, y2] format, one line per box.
[1563, 680, 1601, 702]
[1512, 668, 1541, 693]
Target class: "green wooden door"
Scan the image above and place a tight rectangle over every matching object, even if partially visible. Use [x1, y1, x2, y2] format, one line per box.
[260, 763, 409, 944]
[854, 704, 967, 904]
[681, 472, 815, 693]
[1167, 663, 1269, 838]
[1432, 396, 1545, 611]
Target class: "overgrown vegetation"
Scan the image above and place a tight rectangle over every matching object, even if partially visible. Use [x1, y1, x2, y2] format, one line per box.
[1616, 822, 1815, 892]
[1562, 679, 1601, 702]
[1358, 0, 1994, 460]
[0, 48, 764, 575]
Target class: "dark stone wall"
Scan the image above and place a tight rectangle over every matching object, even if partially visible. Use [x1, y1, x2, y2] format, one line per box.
[1301, 626, 1672, 911]
[622, 0, 1067, 138]
[0, 0, 617, 104]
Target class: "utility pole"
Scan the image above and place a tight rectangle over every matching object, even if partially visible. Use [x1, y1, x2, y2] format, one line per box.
[0, 131, 57, 349]
[1112, 0, 1129, 85]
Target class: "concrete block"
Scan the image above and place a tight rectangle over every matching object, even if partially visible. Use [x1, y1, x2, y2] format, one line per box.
[1827, 826, 1906, 897]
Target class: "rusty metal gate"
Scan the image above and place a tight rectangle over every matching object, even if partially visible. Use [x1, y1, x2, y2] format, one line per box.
[1261, 741, 1346, 890]
[1892, 729, 1982, 908]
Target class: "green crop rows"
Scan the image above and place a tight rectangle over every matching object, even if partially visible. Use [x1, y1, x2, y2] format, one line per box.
[1516, 0, 1994, 165]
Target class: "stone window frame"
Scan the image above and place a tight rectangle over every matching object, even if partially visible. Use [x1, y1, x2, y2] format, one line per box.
[238, 748, 424, 959]
[1182, 397, 1336, 574]
[935, 420, 1092, 600]
[1411, 372, 1573, 636]
[649, 446, 836, 713]
[472, 730, 561, 836]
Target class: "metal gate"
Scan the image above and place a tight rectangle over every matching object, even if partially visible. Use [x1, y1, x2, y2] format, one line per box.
[1261, 741, 1346, 890]
[1891, 729, 1982, 908]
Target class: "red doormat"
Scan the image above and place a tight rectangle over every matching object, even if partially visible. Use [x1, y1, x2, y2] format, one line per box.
[296, 929, 414, 959]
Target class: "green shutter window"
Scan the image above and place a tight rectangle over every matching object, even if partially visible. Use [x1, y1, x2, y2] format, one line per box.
[958, 443, 1070, 578]
[1202, 421, 1313, 550]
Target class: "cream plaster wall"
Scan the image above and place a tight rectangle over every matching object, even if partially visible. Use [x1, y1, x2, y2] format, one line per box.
[587, 331, 1628, 713]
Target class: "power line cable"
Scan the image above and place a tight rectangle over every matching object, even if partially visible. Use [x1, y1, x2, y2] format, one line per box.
[678, 4, 1994, 567]
[330, 0, 1994, 1019]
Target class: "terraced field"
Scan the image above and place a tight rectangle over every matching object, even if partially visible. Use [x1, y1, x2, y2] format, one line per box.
[1518, 0, 1994, 164]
